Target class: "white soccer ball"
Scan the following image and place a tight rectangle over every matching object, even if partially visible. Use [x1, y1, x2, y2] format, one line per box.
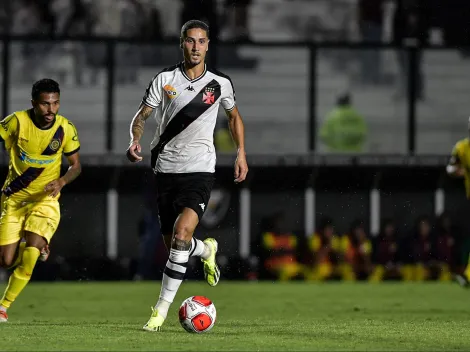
[178, 296, 217, 333]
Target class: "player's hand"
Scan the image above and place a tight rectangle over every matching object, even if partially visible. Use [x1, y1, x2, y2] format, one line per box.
[234, 151, 248, 183]
[44, 178, 66, 198]
[126, 141, 143, 163]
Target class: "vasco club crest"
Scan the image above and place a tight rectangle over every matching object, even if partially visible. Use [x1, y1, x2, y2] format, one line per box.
[203, 87, 215, 105]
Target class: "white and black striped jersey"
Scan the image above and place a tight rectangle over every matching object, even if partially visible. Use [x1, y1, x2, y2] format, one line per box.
[142, 62, 236, 173]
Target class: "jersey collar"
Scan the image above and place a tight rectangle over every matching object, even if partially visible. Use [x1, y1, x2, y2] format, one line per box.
[179, 62, 207, 83]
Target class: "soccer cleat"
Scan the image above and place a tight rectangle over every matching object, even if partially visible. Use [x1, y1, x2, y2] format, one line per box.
[142, 307, 165, 332]
[0, 310, 8, 323]
[39, 245, 50, 262]
[202, 238, 220, 287]
[455, 274, 469, 288]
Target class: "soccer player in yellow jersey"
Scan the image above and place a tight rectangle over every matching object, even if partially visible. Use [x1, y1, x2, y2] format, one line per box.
[446, 117, 470, 287]
[0, 79, 81, 322]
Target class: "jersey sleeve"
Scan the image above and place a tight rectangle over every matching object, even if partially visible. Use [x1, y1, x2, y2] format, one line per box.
[63, 121, 81, 156]
[0, 114, 18, 149]
[220, 78, 236, 111]
[142, 74, 162, 108]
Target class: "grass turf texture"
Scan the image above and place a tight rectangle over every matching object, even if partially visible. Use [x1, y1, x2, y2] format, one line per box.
[1, 282, 469, 351]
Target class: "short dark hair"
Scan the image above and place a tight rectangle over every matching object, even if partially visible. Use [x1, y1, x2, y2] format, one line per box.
[180, 20, 210, 39]
[31, 79, 60, 100]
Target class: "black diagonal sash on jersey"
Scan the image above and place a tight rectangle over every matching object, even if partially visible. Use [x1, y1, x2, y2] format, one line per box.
[3, 126, 65, 196]
[151, 79, 221, 169]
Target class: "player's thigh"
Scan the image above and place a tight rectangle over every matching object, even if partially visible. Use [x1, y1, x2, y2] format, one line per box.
[24, 200, 60, 244]
[174, 172, 215, 223]
[0, 195, 26, 247]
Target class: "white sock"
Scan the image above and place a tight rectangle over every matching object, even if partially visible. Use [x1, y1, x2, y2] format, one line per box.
[0, 305, 6, 312]
[189, 237, 211, 260]
[156, 248, 189, 318]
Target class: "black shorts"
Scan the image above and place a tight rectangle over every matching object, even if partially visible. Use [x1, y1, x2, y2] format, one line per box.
[155, 172, 215, 234]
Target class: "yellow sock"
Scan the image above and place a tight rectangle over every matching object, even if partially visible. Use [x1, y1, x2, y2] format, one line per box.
[464, 254, 470, 281]
[8, 242, 26, 270]
[0, 247, 40, 309]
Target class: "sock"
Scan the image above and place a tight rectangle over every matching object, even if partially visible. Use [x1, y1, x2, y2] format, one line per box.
[155, 248, 189, 319]
[7, 242, 26, 270]
[0, 305, 6, 312]
[0, 247, 40, 309]
[189, 237, 210, 260]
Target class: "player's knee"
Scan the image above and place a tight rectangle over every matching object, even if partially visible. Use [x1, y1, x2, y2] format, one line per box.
[173, 225, 193, 242]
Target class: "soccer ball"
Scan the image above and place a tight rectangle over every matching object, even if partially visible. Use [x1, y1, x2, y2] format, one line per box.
[178, 296, 217, 333]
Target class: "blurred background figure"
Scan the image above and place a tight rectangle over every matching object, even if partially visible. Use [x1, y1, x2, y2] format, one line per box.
[259, 212, 305, 281]
[434, 212, 456, 282]
[370, 218, 401, 282]
[214, 119, 236, 153]
[341, 219, 372, 281]
[320, 93, 367, 153]
[308, 217, 341, 281]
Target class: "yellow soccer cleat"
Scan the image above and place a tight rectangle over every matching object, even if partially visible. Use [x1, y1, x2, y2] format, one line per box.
[142, 307, 165, 332]
[202, 238, 220, 287]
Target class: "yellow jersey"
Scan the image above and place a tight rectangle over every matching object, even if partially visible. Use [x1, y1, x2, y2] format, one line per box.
[0, 109, 80, 201]
[450, 138, 470, 198]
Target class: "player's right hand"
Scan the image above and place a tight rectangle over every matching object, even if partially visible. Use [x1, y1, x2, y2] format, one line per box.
[126, 142, 143, 162]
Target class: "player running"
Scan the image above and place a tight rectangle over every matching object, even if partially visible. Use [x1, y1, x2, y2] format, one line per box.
[0, 79, 81, 322]
[126, 20, 248, 332]
[446, 117, 470, 287]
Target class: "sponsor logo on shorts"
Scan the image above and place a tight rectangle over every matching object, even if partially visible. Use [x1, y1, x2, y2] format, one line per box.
[199, 203, 205, 211]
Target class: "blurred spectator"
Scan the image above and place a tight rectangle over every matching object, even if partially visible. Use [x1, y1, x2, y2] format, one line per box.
[434, 212, 457, 281]
[319, 93, 367, 153]
[369, 218, 402, 281]
[357, 0, 385, 84]
[341, 219, 372, 281]
[307, 216, 341, 281]
[259, 212, 305, 281]
[392, 0, 429, 101]
[214, 119, 236, 153]
[404, 215, 437, 281]
[222, 0, 252, 41]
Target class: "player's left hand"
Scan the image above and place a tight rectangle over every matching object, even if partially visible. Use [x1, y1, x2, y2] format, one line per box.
[44, 178, 66, 198]
[234, 151, 248, 183]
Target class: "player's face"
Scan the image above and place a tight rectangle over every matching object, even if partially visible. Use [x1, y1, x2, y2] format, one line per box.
[32, 92, 60, 126]
[182, 28, 209, 66]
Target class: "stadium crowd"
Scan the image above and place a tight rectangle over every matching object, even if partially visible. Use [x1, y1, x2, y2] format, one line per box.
[256, 212, 465, 282]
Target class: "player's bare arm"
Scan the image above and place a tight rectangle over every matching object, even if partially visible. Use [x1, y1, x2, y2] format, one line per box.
[127, 103, 154, 162]
[44, 152, 81, 197]
[226, 106, 248, 183]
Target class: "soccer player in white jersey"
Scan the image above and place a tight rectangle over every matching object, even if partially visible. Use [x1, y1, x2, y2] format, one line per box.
[126, 19, 248, 332]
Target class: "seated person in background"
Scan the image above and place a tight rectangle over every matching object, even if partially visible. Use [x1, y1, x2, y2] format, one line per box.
[259, 212, 305, 281]
[307, 217, 342, 281]
[341, 219, 372, 281]
[434, 212, 457, 282]
[405, 215, 437, 281]
[369, 218, 402, 281]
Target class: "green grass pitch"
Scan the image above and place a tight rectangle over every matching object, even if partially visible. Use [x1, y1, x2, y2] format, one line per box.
[1, 281, 470, 351]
